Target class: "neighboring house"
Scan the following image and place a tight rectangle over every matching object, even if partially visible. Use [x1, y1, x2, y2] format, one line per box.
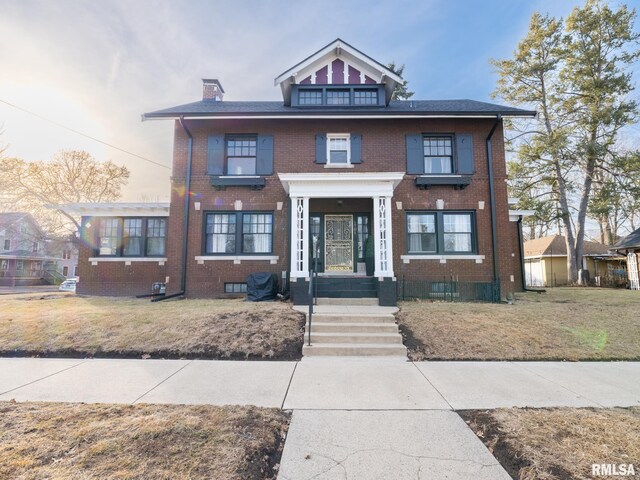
[612, 228, 640, 290]
[47, 237, 79, 279]
[65, 39, 536, 304]
[524, 235, 627, 287]
[0, 212, 61, 286]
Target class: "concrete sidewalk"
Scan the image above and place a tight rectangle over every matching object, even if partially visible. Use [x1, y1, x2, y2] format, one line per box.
[0, 357, 638, 409]
[2, 358, 638, 480]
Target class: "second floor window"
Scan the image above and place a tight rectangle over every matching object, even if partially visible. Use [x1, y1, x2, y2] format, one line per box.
[226, 137, 257, 175]
[3, 239, 10, 250]
[327, 134, 350, 164]
[423, 136, 453, 174]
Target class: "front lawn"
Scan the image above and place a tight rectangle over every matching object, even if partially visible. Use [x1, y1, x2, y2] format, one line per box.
[397, 287, 640, 361]
[0, 294, 304, 360]
[461, 407, 640, 480]
[0, 401, 289, 480]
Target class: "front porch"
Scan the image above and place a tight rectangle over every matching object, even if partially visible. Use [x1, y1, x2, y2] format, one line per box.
[279, 172, 404, 306]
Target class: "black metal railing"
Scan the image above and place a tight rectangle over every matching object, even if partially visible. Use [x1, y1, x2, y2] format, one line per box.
[398, 276, 500, 303]
[307, 244, 320, 346]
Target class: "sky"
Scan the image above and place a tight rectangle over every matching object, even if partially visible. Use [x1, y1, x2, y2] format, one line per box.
[1, 0, 639, 203]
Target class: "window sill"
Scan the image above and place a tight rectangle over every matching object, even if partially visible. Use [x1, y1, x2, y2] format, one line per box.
[415, 175, 471, 190]
[324, 164, 354, 169]
[210, 176, 266, 190]
[194, 255, 279, 265]
[401, 254, 484, 264]
[89, 257, 167, 266]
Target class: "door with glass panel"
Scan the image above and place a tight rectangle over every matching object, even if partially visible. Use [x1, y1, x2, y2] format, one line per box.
[324, 215, 354, 272]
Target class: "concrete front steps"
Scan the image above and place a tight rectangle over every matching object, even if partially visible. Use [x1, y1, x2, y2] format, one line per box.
[302, 299, 408, 358]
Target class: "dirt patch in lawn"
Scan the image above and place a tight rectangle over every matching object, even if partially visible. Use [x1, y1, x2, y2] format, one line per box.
[397, 287, 640, 361]
[460, 407, 640, 480]
[0, 294, 305, 360]
[0, 401, 289, 480]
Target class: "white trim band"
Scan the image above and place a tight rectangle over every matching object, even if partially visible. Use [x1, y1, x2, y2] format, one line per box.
[194, 255, 279, 265]
[89, 257, 167, 266]
[401, 254, 485, 264]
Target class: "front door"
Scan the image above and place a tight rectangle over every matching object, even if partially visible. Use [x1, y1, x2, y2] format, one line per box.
[324, 214, 354, 272]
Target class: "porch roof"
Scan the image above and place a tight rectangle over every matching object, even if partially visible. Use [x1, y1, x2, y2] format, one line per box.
[278, 172, 404, 198]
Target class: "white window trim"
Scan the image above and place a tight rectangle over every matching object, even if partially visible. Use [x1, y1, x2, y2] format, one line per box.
[326, 133, 351, 166]
[401, 254, 485, 264]
[195, 255, 279, 265]
[89, 257, 167, 266]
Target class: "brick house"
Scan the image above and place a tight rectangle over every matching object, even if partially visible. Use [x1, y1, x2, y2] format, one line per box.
[69, 39, 534, 304]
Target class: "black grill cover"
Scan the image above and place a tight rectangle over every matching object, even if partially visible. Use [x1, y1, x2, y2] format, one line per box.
[246, 272, 278, 301]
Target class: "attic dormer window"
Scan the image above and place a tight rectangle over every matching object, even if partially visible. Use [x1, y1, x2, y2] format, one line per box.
[299, 89, 322, 105]
[354, 89, 377, 105]
[326, 89, 350, 105]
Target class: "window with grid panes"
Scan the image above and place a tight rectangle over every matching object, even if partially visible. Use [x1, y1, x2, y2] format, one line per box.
[423, 136, 453, 174]
[226, 137, 257, 175]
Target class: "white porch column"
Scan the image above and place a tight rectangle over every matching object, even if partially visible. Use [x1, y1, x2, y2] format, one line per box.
[373, 195, 394, 278]
[290, 196, 310, 279]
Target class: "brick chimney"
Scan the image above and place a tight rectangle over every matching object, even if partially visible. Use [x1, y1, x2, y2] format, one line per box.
[202, 79, 224, 101]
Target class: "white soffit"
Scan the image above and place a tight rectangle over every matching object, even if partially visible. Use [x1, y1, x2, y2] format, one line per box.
[278, 172, 405, 198]
[53, 202, 170, 217]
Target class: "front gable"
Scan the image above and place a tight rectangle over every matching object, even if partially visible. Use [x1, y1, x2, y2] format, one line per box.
[274, 39, 403, 106]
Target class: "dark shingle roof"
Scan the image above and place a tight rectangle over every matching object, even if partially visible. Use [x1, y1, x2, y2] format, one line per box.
[144, 99, 536, 119]
[613, 228, 640, 250]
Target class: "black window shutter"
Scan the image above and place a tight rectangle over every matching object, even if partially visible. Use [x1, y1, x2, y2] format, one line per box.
[406, 134, 423, 174]
[256, 135, 274, 175]
[350, 133, 362, 164]
[315, 134, 327, 164]
[456, 134, 474, 174]
[207, 135, 225, 175]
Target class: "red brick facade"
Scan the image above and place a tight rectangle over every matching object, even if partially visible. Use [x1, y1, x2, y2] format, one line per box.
[160, 117, 523, 300]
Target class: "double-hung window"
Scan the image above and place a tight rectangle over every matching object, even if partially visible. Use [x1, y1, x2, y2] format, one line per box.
[146, 219, 167, 256]
[204, 212, 273, 255]
[407, 213, 437, 254]
[99, 218, 119, 255]
[327, 134, 350, 165]
[123, 219, 143, 256]
[423, 136, 453, 174]
[3, 239, 9, 251]
[226, 136, 257, 176]
[406, 212, 476, 254]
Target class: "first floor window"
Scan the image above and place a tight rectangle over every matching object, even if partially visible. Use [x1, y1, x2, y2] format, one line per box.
[204, 212, 273, 255]
[146, 218, 166, 256]
[356, 215, 370, 260]
[443, 213, 473, 252]
[16, 260, 24, 271]
[242, 213, 273, 253]
[406, 211, 476, 254]
[423, 136, 453, 174]
[0, 260, 7, 270]
[226, 136, 257, 175]
[407, 213, 437, 253]
[123, 219, 143, 256]
[205, 214, 236, 254]
[99, 218, 119, 255]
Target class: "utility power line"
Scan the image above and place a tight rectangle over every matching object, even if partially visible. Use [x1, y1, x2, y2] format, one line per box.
[0, 98, 171, 170]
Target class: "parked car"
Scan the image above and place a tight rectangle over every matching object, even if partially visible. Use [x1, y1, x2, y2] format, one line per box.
[59, 278, 78, 292]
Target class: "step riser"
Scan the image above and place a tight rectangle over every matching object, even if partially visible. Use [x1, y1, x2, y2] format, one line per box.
[302, 346, 408, 356]
[307, 334, 403, 344]
[309, 324, 399, 333]
[309, 315, 395, 324]
[316, 298, 379, 306]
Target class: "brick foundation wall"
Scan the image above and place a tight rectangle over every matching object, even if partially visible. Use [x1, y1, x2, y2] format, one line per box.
[162, 117, 524, 299]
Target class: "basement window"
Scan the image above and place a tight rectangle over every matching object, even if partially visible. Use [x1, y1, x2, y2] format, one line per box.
[224, 282, 247, 294]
